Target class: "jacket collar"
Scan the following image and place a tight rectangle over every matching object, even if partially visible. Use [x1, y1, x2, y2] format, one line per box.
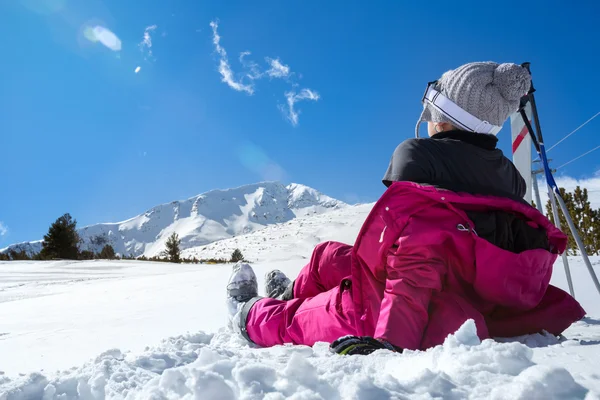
[431, 130, 498, 151]
[385, 181, 567, 253]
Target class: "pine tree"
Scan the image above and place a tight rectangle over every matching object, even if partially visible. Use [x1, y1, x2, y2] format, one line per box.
[40, 213, 80, 260]
[592, 208, 600, 255]
[231, 248, 244, 263]
[99, 244, 116, 259]
[0, 252, 9, 261]
[546, 186, 600, 255]
[165, 232, 181, 263]
[572, 187, 600, 255]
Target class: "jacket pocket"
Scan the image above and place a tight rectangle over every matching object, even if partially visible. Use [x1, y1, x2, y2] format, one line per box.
[472, 236, 555, 309]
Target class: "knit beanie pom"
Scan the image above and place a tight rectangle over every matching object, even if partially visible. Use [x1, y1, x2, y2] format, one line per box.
[493, 63, 531, 102]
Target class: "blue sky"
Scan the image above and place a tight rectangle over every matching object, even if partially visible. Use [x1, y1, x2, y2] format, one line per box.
[1, 0, 600, 246]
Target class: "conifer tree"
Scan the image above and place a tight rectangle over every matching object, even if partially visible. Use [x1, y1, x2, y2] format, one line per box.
[231, 248, 244, 263]
[165, 232, 181, 263]
[40, 213, 80, 260]
[99, 244, 116, 259]
[546, 186, 600, 255]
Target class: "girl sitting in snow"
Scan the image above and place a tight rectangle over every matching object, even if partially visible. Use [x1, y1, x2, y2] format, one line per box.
[226, 61, 586, 355]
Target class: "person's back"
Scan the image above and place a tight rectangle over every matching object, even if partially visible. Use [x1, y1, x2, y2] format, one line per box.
[383, 131, 526, 201]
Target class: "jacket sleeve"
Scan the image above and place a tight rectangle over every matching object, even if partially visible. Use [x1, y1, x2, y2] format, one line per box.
[373, 224, 447, 350]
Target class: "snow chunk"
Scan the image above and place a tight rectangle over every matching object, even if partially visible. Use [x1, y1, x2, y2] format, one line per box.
[446, 318, 482, 347]
[490, 365, 588, 400]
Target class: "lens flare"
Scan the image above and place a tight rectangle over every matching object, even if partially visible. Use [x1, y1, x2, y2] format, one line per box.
[83, 25, 121, 51]
[236, 143, 286, 181]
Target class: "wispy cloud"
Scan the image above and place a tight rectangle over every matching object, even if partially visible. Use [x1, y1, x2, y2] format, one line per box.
[239, 52, 262, 80]
[0, 222, 8, 237]
[209, 20, 319, 125]
[139, 25, 157, 59]
[210, 21, 254, 94]
[281, 89, 320, 126]
[265, 58, 291, 79]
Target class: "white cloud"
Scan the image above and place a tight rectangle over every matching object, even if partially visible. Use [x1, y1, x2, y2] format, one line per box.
[209, 21, 225, 56]
[281, 89, 320, 126]
[84, 25, 121, 51]
[535, 174, 600, 212]
[210, 21, 254, 95]
[139, 25, 157, 59]
[209, 21, 319, 125]
[239, 51, 262, 80]
[0, 222, 7, 237]
[265, 58, 290, 79]
[218, 60, 255, 94]
[236, 55, 291, 80]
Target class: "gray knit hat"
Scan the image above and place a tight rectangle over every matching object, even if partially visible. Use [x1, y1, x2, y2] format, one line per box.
[416, 61, 531, 136]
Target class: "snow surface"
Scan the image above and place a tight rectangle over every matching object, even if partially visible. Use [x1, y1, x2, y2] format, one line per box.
[1, 203, 600, 399]
[0, 182, 345, 259]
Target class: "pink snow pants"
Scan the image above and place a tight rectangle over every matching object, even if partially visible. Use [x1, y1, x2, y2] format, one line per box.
[245, 241, 358, 347]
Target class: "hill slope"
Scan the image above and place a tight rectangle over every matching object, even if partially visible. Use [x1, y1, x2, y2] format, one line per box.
[182, 202, 373, 262]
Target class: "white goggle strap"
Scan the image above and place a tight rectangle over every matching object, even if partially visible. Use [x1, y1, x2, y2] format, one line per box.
[423, 85, 502, 135]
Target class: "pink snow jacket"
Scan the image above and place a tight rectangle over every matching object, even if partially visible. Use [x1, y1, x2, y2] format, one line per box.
[352, 181, 586, 350]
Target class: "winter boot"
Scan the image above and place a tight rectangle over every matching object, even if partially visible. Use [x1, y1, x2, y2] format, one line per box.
[265, 269, 292, 299]
[226, 262, 258, 319]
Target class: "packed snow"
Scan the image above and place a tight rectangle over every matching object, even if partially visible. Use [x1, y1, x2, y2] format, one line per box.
[0, 182, 345, 259]
[1, 203, 600, 399]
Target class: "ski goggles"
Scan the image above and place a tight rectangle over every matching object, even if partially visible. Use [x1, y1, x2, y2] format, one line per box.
[421, 81, 503, 135]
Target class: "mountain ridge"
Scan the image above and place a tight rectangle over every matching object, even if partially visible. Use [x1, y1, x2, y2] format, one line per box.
[1, 181, 346, 258]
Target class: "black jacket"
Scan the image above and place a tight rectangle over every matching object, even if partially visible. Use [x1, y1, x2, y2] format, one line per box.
[382, 131, 548, 253]
[382, 130, 527, 203]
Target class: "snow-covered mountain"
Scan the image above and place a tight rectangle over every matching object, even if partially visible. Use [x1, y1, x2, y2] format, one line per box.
[1, 182, 346, 258]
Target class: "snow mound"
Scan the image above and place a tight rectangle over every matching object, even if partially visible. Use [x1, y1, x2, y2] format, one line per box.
[0, 182, 346, 259]
[1, 321, 593, 400]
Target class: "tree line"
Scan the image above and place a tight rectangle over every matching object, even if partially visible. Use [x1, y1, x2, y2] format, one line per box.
[0, 213, 246, 263]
